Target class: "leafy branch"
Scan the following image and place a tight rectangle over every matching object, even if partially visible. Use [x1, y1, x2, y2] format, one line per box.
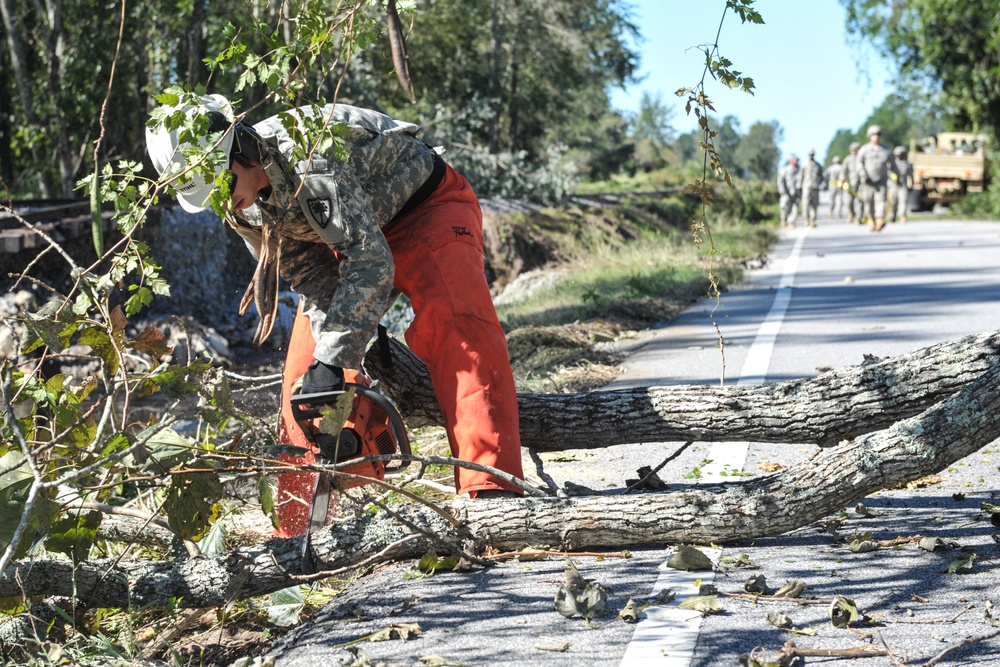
[674, 0, 763, 381]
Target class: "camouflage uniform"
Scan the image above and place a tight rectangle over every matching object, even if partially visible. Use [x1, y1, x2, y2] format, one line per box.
[229, 104, 437, 367]
[888, 147, 914, 223]
[228, 103, 525, 505]
[798, 151, 824, 227]
[824, 156, 845, 218]
[856, 125, 899, 231]
[777, 157, 800, 228]
[841, 143, 863, 224]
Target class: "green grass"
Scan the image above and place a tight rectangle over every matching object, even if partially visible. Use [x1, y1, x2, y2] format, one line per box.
[496, 217, 774, 329]
[572, 166, 692, 195]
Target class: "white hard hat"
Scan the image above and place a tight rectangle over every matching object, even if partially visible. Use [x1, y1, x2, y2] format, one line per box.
[145, 94, 235, 212]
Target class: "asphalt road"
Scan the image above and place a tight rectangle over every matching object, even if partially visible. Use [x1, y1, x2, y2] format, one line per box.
[260, 207, 1000, 667]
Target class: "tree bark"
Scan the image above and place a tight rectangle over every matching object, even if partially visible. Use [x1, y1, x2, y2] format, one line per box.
[362, 329, 1000, 449]
[2, 332, 999, 609]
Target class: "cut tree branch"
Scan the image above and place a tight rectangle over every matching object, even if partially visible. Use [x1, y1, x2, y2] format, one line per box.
[2, 333, 999, 609]
[363, 330, 1000, 449]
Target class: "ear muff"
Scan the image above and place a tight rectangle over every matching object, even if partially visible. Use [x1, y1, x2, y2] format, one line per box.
[231, 125, 265, 168]
[207, 110, 263, 168]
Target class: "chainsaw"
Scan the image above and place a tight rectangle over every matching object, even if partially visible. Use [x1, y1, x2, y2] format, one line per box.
[289, 379, 411, 574]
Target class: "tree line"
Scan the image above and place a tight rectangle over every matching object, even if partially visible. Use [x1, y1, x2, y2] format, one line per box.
[2, 1, 996, 203]
[0, 0, 794, 206]
[0, 0, 642, 203]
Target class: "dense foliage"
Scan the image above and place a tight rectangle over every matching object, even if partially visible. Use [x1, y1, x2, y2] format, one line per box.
[0, 0, 641, 202]
[840, 0, 1000, 141]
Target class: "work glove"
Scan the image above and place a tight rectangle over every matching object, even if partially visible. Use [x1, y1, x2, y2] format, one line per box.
[299, 360, 344, 396]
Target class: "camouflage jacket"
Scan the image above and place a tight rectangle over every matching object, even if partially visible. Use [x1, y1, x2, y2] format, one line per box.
[842, 153, 862, 186]
[777, 164, 800, 197]
[229, 104, 440, 368]
[857, 143, 898, 186]
[798, 158, 825, 191]
[891, 158, 914, 190]
[824, 162, 844, 186]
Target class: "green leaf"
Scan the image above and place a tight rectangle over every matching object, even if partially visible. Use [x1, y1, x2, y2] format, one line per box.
[123, 426, 197, 472]
[44, 511, 102, 561]
[78, 326, 120, 376]
[124, 286, 153, 316]
[163, 462, 223, 541]
[154, 92, 180, 105]
[829, 595, 860, 628]
[20, 300, 81, 354]
[0, 494, 61, 561]
[943, 553, 975, 574]
[258, 475, 280, 531]
[198, 518, 228, 556]
[143, 361, 210, 399]
[90, 173, 104, 256]
[0, 452, 31, 496]
[417, 550, 460, 575]
[265, 586, 304, 627]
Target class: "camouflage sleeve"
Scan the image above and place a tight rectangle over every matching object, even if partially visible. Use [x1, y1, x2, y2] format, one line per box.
[857, 147, 872, 183]
[293, 170, 395, 370]
[227, 208, 264, 260]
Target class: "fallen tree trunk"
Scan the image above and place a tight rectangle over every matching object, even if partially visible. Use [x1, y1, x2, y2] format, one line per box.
[4, 337, 999, 609]
[364, 329, 1000, 449]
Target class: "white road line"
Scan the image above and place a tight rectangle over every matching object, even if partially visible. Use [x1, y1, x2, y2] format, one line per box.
[618, 549, 722, 666]
[701, 228, 807, 480]
[620, 229, 808, 667]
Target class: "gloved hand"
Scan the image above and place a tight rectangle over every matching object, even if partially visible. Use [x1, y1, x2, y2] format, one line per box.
[299, 360, 344, 395]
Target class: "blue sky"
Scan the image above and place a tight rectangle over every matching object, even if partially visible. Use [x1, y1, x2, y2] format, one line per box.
[611, 0, 892, 163]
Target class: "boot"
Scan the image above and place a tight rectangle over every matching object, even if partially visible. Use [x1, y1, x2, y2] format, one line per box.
[873, 218, 886, 232]
[847, 214, 855, 225]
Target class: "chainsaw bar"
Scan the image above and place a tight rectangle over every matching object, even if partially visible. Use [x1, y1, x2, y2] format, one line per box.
[291, 383, 411, 574]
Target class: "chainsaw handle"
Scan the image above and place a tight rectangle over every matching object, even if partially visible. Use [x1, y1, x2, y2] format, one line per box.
[289, 384, 411, 471]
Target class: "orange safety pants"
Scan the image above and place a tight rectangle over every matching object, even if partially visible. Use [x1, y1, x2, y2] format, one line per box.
[274, 164, 525, 537]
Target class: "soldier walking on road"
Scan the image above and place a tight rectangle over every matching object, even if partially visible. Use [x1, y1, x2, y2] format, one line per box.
[857, 125, 899, 232]
[777, 155, 800, 228]
[888, 146, 914, 224]
[842, 142, 863, 225]
[798, 149, 824, 227]
[824, 155, 845, 218]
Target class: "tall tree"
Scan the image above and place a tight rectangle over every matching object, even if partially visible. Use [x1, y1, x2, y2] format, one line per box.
[630, 91, 676, 172]
[734, 120, 781, 180]
[0, 0, 639, 199]
[825, 128, 858, 166]
[860, 92, 915, 153]
[351, 0, 640, 160]
[714, 114, 743, 175]
[841, 0, 1000, 138]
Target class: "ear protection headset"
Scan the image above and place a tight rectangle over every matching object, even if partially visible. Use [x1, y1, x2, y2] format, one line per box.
[208, 111, 265, 168]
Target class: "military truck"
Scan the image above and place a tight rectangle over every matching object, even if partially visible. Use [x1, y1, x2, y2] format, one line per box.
[908, 132, 989, 210]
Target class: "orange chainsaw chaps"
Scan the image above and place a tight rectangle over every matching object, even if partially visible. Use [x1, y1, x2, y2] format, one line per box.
[274, 306, 385, 539]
